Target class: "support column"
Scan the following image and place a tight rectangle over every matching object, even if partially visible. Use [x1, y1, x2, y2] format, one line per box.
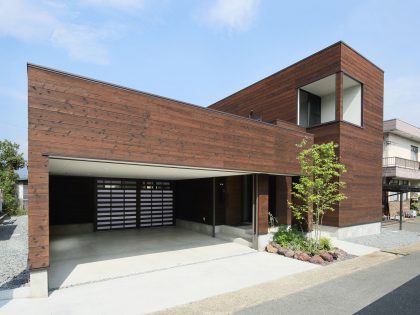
[28, 154, 49, 297]
[252, 174, 270, 250]
[400, 192, 403, 231]
[276, 176, 292, 225]
[257, 174, 269, 235]
[212, 177, 216, 237]
[335, 72, 343, 121]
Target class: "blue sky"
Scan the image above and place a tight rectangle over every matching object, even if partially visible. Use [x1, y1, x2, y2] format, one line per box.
[1, 0, 420, 160]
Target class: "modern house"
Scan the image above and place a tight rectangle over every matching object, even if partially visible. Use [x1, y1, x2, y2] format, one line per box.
[383, 119, 420, 217]
[27, 41, 384, 296]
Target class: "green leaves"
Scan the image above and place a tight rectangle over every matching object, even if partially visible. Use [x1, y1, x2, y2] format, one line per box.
[290, 139, 347, 243]
[0, 140, 26, 215]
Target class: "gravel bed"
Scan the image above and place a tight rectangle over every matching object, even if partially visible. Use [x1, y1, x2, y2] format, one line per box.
[345, 227, 420, 250]
[0, 215, 29, 290]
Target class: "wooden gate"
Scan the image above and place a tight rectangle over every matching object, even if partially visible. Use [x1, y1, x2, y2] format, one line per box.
[95, 178, 174, 230]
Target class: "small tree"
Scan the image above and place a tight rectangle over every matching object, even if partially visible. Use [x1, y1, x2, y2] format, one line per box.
[289, 139, 347, 244]
[0, 140, 26, 215]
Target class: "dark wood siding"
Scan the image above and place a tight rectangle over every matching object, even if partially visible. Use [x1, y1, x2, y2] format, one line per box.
[210, 42, 384, 228]
[28, 66, 313, 269]
[209, 44, 342, 124]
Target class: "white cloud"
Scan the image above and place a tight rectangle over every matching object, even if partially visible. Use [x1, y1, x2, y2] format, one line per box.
[205, 0, 260, 32]
[80, 0, 145, 11]
[0, 0, 121, 64]
[51, 24, 112, 64]
[385, 76, 420, 126]
[0, 0, 55, 41]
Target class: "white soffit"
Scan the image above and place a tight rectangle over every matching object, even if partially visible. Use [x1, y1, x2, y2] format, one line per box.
[48, 158, 253, 180]
[343, 74, 360, 90]
[301, 74, 336, 96]
[301, 74, 360, 97]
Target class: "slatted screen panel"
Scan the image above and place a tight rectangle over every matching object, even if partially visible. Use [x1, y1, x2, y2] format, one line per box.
[96, 179, 138, 230]
[139, 180, 174, 227]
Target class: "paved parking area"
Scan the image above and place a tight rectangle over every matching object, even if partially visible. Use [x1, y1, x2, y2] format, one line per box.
[1, 236, 317, 314]
[0, 215, 29, 290]
[345, 220, 420, 250]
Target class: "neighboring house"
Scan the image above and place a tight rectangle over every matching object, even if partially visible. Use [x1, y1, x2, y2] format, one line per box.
[17, 177, 28, 211]
[27, 41, 384, 296]
[383, 119, 420, 217]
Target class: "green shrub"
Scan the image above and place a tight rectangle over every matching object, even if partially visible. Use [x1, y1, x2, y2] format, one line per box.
[9, 207, 27, 216]
[274, 225, 307, 250]
[303, 239, 320, 256]
[273, 225, 333, 255]
[319, 237, 332, 251]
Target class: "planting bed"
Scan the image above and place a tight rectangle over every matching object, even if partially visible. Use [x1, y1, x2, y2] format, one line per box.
[265, 242, 356, 265]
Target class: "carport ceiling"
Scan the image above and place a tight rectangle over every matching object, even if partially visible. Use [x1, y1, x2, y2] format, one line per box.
[48, 157, 252, 180]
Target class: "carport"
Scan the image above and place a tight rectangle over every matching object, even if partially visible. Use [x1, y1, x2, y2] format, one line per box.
[28, 64, 313, 296]
[48, 156, 259, 289]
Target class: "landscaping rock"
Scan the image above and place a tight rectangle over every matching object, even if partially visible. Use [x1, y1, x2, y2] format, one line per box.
[331, 248, 348, 261]
[293, 250, 303, 259]
[320, 251, 334, 262]
[284, 250, 295, 258]
[296, 252, 311, 262]
[277, 247, 288, 256]
[266, 244, 278, 254]
[309, 255, 324, 265]
[268, 242, 288, 255]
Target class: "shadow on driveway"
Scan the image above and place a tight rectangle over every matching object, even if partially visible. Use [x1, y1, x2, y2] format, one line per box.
[355, 275, 420, 315]
[0, 219, 17, 241]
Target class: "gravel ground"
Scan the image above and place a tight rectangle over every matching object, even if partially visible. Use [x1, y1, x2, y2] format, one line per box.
[0, 215, 29, 290]
[345, 224, 420, 250]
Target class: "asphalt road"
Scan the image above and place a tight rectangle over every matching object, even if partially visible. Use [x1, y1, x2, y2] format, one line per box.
[237, 249, 420, 315]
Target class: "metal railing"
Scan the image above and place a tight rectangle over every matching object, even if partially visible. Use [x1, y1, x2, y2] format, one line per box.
[383, 157, 420, 170]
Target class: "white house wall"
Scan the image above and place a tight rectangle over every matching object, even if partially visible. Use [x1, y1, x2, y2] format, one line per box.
[343, 85, 362, 126]
[383, 133, 420, 161]
[321, 92, 335, 123]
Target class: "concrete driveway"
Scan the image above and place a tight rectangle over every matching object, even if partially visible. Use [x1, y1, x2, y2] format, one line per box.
[1, 227, 317, 314]
[49, 226, 257, 289]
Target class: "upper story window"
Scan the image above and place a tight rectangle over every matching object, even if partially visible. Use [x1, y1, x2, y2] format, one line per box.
[298, 74, 336, 127]
[411, 145, 418, 161]
[343, 74, 362, 126]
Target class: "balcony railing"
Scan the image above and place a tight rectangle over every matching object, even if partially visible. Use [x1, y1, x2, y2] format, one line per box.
[383, 157, 420, 170]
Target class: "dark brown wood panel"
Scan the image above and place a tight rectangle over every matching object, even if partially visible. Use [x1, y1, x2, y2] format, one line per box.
[276, 176, 292, 225]
[257, 174, 269, 235]
[209, 43, 342, 124]
[209, 42, 384, 229]
[225, 176, 242, 225]
[28, 66, 314, 269]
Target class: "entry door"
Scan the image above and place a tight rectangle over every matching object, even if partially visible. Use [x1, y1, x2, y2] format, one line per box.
[139, 180, 174, 227]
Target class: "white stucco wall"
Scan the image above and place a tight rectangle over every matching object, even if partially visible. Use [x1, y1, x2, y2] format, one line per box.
[383, 133, 420, 161]
[343, 85, 362, 126]
[321, 92, 335, 123]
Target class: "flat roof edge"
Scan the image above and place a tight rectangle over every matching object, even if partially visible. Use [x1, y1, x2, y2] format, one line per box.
[209, 41, 383, 108]
[27, 63, 313, 136]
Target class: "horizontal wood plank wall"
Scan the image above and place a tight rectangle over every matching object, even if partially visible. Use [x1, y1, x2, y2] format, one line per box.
[225, 176, 242, 225]
[28, 67, 313, 269]
[307, 122, 341, 226]
[209, 42, 384, 228]
[338, 44, 384, 227]
[209, 44, 342, 124]
[276, 176, 292, 225]
[257, 174, 269, 235]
